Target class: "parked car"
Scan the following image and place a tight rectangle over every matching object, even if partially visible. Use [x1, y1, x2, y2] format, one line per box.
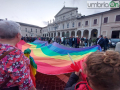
[110, 39, 120, 47]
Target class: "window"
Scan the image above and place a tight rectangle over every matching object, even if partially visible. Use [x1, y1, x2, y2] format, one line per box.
[25, 28, 27, 32]
[94, 19, 97, 24]
[36, 29, 37, 33]
[85, 21, 88, 26]
[116, 15, 120, 21]
[26, 34, 27, 36]
[72, 22, 74, 27]
[31, 28, 32, 32]
[63, 24, 64, 29]
[40, 30, 41, 33]
[104, 17, 108, 23]
[78, 22, 81, 27]
[67, 23, 69, 28]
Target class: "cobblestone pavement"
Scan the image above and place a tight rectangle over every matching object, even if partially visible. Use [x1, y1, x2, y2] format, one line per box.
[36, 72, 67, 90]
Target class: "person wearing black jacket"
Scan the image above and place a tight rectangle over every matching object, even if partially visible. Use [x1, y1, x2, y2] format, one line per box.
[97, 35, 104, 48]
[104, 36, 109, 51]
[64, 51, 120, 90]
[75, 37, 77, 48]
[64, 72, 80, 90]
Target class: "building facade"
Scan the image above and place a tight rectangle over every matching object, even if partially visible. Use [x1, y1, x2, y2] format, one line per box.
[43, 7, 79, 38]
[0, 19, 42, 37]
[42, 6, 120, 39]
[18, 22, 42, 37]
[42, 26, 48, 37]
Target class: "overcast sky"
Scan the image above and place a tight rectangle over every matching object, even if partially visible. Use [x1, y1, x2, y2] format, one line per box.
[0, 0, 111, 27]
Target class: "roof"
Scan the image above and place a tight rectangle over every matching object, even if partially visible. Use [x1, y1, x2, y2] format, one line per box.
[42, 26, 48, 28]
[55, 6, 78, 17]
[77, 8, 120, 19]
[0, 19, 4, 21]
[17, 22, 42, 28]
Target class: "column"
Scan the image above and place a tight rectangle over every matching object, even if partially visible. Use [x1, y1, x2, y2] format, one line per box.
[90, 18, 92, 27]
[60, 31, 62, 37]
[88, 29, 91, 39]
[81, 30, 84, 37]
[56, 32, 58, 37]
[75, 30, 77, 37]
[65, 31, 66, 37]
[97, 28, 100, 37]
[69, 31, 71, 37]
[53, 32, 54, 38]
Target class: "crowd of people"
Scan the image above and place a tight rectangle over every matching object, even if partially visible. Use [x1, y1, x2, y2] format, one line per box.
[97, 35, 111, 51]
[0, 20, 120, 90]
[21, 37, 38, 42]
[39, 35, 111, 51]
[21, 35, 111, 52]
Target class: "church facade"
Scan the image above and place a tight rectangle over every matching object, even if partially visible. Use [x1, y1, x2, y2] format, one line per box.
[42, 6, 120, 39]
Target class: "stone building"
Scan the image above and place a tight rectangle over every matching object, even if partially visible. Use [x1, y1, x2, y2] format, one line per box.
[18, 22, 42, 37]
[43, 6, 79, 38]
[42, 6, 120, 39]
[0, 19, 42, 37]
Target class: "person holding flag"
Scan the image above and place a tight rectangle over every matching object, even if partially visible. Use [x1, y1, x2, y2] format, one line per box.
[65, 51, 120, 90]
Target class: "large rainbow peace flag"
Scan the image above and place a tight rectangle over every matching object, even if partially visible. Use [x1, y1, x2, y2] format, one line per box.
[16, 40, 101, 75]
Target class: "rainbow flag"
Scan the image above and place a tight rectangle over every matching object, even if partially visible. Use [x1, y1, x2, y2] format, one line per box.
[16, 40, 101, 75]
